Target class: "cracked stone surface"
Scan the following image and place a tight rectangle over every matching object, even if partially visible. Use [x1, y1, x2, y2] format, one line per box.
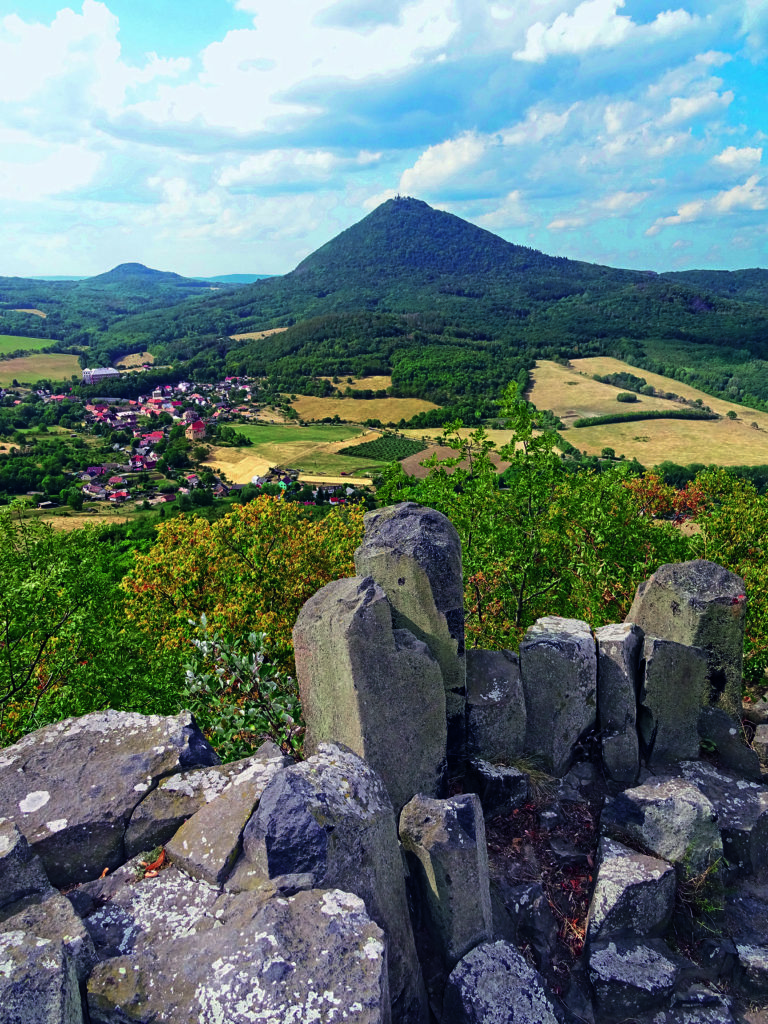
[87, 888, 390, 1024]
[0, 710, 219, 887]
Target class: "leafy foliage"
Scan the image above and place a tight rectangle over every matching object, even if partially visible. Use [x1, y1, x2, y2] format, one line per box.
[182, 617, 302, 760]
[122, 496, 366, 672]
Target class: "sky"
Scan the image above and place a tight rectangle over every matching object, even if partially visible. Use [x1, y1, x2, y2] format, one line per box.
[0, 0, 766, 277]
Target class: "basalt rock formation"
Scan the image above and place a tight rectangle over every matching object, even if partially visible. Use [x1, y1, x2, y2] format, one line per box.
[0, 504, 765, 1024]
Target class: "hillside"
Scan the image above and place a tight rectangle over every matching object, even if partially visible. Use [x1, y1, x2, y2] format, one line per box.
[4, 199, 768, 412]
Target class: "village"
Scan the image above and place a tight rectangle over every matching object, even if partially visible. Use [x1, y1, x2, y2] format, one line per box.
[0, 373, 369, 514]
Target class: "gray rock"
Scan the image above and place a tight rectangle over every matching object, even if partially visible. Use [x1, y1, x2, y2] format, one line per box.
[698, 707, 762, 780]
[242, 744, 426, 1024]
[704, 708, 765, 778]
[399, 793, 492, 969]
[601, 777, 722, 875]
[586, 837, 676, 944]
[753, 722, 768, 762]
[0, 929, 83, 1024]
[725, 891, 768, 946]
[87, 888, 391, 1024]
[519, 616, 597, 776]
[639, 637, 709, 765]
[589, 938, 679, 1019]
[488, 877, 559, 973]
[464, 758, 528, 818]
[67, 859, 245, 960]
[0, 889, 96, 983]
[742, 699, 768, 726]
[465, 649, 525, 763]
[443, 940, 560, 1024]
[627, 559, 746, 715]
[165, 749, 290, 885]
[0, 710, 219, 887]
[293, 574, 447, 814]
[125, 747, 284, 858]
[679, 760, 768, 874]
[735, 944, 768, 997]
[0, 819, 52, 909]
[354, 502, 466, 768]
[596, 622, 643, 784]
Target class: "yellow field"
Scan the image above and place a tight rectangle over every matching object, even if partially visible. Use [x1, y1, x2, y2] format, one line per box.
[228, 328, 289, 341]
[202, 446, 274, 484]
[120, 352, 154, 367]
[528, 359, 768, 466]
[0, 354, 80, 385]
[320, 375, 393, 391]
[292, 395, 438, 422]
[12, 308, 46, 317]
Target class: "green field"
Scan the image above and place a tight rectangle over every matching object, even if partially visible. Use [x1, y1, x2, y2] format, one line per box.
[0, 334, 54, 353]
[235, 422, 360, 445]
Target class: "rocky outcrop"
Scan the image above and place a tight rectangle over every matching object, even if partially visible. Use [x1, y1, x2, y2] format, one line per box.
[293, 574, 446, 813]
[354, 502, 466, 768]
[627, 559, 747, 715]
[1, 508, 766, 1024]
[0, 710, 219, 887]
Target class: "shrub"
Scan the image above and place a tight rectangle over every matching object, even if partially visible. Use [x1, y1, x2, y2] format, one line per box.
[616, 392, 638, 403]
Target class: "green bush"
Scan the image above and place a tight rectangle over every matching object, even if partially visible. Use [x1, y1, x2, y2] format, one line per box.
[573, 409, 718, 428]
[616, 392, 638, 403]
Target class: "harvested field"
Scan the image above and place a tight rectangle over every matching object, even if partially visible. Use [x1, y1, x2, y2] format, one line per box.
[37, 510, 129, 531]
[529, 358, 768, 466]
[119, 352, 154, 367]
[320, 375, 393, 391]
[12, 309, 46, 317]
[400, 444, 512, 479]
[0, 353, 80, 385]
[228, 327, 289, 341]
[202, 446, 273, 484]
[291, 395, 438, 422]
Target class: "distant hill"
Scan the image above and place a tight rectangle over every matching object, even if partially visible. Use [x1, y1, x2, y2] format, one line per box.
[203, 274, 274, 284]
[86, 263, 192, 286]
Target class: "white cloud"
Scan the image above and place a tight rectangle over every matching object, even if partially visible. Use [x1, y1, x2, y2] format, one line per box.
[0, 142, 102, 201]
[218, 148, 380, 188]
[659, 88, 733, 125]
[712, 145, 762, 171]
[548, 189, 649, 230]
[514, 0, 699, 63]
[475, 191, 532, 229]
[399, 132, 488, 193]
[646, 174, 768, 235]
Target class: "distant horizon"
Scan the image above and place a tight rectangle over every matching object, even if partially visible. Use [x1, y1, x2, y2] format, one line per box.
[2, 1, 766, 277]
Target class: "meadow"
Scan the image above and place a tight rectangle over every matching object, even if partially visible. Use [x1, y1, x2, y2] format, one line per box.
[0, 334, 54, 353]
[0, 353, 81, 386]
[528, 359, 768, 466]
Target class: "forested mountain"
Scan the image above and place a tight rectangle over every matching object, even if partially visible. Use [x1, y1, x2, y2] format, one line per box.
[0, 263, 236, 350]
[4, 199, 768, 408]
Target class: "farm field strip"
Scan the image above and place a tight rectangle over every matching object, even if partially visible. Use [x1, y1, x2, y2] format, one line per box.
[0, 353, 81, 385]
[228, 327, 289, 341]
[0, 334, 55, 353]
[291, 394, 439, 422]
[234, 423, 361, 445]
[11, 309, 46, 317]
[319, 375, 393, 391]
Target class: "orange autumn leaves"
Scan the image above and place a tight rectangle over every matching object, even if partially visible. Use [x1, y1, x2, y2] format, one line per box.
[122, 497, 366, 671]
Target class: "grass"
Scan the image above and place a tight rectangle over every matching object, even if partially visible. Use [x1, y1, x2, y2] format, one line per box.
[289, 452, 385, 476]
[0, 354, 81, 386]
[0, 334, 54, 354]
[235, 423, 360, 444]
[291, 394, 439, 422]
[528, 359, 768, 466]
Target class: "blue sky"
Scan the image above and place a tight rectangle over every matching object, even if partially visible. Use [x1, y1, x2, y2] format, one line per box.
[0, 0, 765, 276]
